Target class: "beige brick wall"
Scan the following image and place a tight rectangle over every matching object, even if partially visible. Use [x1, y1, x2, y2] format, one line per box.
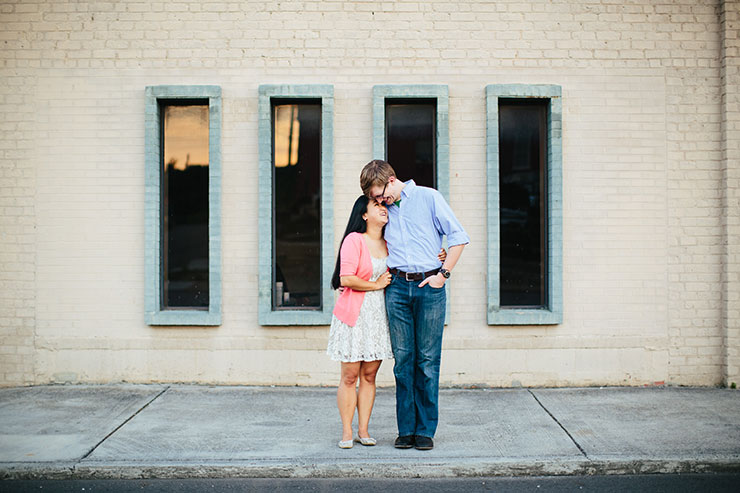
[0, 0, 734, 387]
[665, 1, 725, 386]
[0, 1, 37, 386]
[722, 0, 740, 386]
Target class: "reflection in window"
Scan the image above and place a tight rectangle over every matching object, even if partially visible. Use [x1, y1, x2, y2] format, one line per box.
[385, 100, 436, 188]
[272, 101, 321, 309]
[161, 102, 209, 309]
[499, 100, 547, 307]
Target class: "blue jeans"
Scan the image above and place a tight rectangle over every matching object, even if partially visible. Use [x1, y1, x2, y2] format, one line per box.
[385, 274, 446, 438]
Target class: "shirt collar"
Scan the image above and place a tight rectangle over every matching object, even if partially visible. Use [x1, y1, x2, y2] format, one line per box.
[400, 179, 416, 199]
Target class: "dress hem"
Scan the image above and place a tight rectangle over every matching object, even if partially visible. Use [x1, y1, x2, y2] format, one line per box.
[327, 354, 395, 363]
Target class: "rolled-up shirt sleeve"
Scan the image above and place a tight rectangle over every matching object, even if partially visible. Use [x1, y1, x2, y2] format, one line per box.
[432, 191, 470, 247]
[339, 234, 361, 277]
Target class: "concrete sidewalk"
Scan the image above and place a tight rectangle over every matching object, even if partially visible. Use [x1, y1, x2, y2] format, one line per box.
[0, 385, 739, 479]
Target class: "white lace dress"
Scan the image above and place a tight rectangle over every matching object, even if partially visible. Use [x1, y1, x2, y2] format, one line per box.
[326, 256, 394, 363]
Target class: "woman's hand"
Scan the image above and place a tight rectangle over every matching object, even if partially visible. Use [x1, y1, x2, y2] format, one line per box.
[438, 248, 447, 262]
[374, 271, 392, 290]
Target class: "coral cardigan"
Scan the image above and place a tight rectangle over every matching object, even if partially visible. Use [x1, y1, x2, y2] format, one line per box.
[332, 232, 383, 327]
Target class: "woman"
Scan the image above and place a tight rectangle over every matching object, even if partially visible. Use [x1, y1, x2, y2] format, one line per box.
[327, 195, 392, 449]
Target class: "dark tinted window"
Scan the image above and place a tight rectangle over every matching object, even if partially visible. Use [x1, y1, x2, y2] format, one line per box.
[499, 100, 548, 307]
[272, 101, 322, 309]
[161, 102, 209, 309]
[385, 100, 436, 188]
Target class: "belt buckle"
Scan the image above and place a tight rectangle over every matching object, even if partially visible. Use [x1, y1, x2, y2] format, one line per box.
[405, 271, 413, 282]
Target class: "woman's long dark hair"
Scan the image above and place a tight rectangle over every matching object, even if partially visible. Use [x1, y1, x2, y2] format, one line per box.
[331, 195, 370, 290]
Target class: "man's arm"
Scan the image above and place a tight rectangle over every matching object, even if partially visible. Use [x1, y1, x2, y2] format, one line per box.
[419, 243, 465, 288]
[441, 243, 465, 273]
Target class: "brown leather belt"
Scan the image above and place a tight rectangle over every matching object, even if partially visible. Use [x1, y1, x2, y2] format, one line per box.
[389, 267, 440, 282]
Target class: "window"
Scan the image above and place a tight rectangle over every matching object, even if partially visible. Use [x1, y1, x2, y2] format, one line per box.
[385, 99, 437, 188]
[145, 86, 222, 326]
[373, 85, 449, 198]
[162, 102, 210, 309]
[499, 100, 547, 307]
[486, 85, 562, 325]
[272, 100, 321, 309]
[259, 85, 334, 325]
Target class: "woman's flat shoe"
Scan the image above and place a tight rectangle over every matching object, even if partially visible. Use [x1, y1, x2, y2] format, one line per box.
[338, 439, 353, 449]
[354, 436, 377, 446]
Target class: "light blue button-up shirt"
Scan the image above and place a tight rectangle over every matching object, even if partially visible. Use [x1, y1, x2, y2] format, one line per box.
[385, 180, 470, 273]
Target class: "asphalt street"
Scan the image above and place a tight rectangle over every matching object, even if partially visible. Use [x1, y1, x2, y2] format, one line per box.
[3, 475, 740, 492]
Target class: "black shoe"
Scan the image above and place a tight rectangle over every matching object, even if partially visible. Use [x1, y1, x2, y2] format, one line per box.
[414, 435, 434, 450]
[394, 435, 415, 449]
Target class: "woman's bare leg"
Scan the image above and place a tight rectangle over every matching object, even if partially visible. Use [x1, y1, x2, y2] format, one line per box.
[356, 360, 381, 438]
[337, 362, 361, 441]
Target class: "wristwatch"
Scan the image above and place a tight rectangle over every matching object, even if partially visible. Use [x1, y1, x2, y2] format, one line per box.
[439, 268, 451, 279]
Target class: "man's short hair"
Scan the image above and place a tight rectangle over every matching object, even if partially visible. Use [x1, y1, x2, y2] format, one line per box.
[360, 160, 396, 197]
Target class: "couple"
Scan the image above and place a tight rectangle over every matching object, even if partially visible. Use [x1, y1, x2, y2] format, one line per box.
[326, 159, 469, 450]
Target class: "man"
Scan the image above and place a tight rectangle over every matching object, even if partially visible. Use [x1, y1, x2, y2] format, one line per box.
[360, 159, 469, 451]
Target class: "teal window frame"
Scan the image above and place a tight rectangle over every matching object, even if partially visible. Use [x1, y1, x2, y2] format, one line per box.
[145, 85, 222, 326]
[373, 85, 452, 323]
[258, 84, 334, 325]
[486, 84, 563, 325]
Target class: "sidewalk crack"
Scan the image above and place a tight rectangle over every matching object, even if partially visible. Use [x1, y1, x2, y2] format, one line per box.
[527, 389, 589, 460]
[77, 386, 170, 463]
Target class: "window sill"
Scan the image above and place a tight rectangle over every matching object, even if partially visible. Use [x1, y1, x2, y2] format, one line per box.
[487, 307, 562, 326]
[147, 310, 221, 326]
[259, 308, 332, 326]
